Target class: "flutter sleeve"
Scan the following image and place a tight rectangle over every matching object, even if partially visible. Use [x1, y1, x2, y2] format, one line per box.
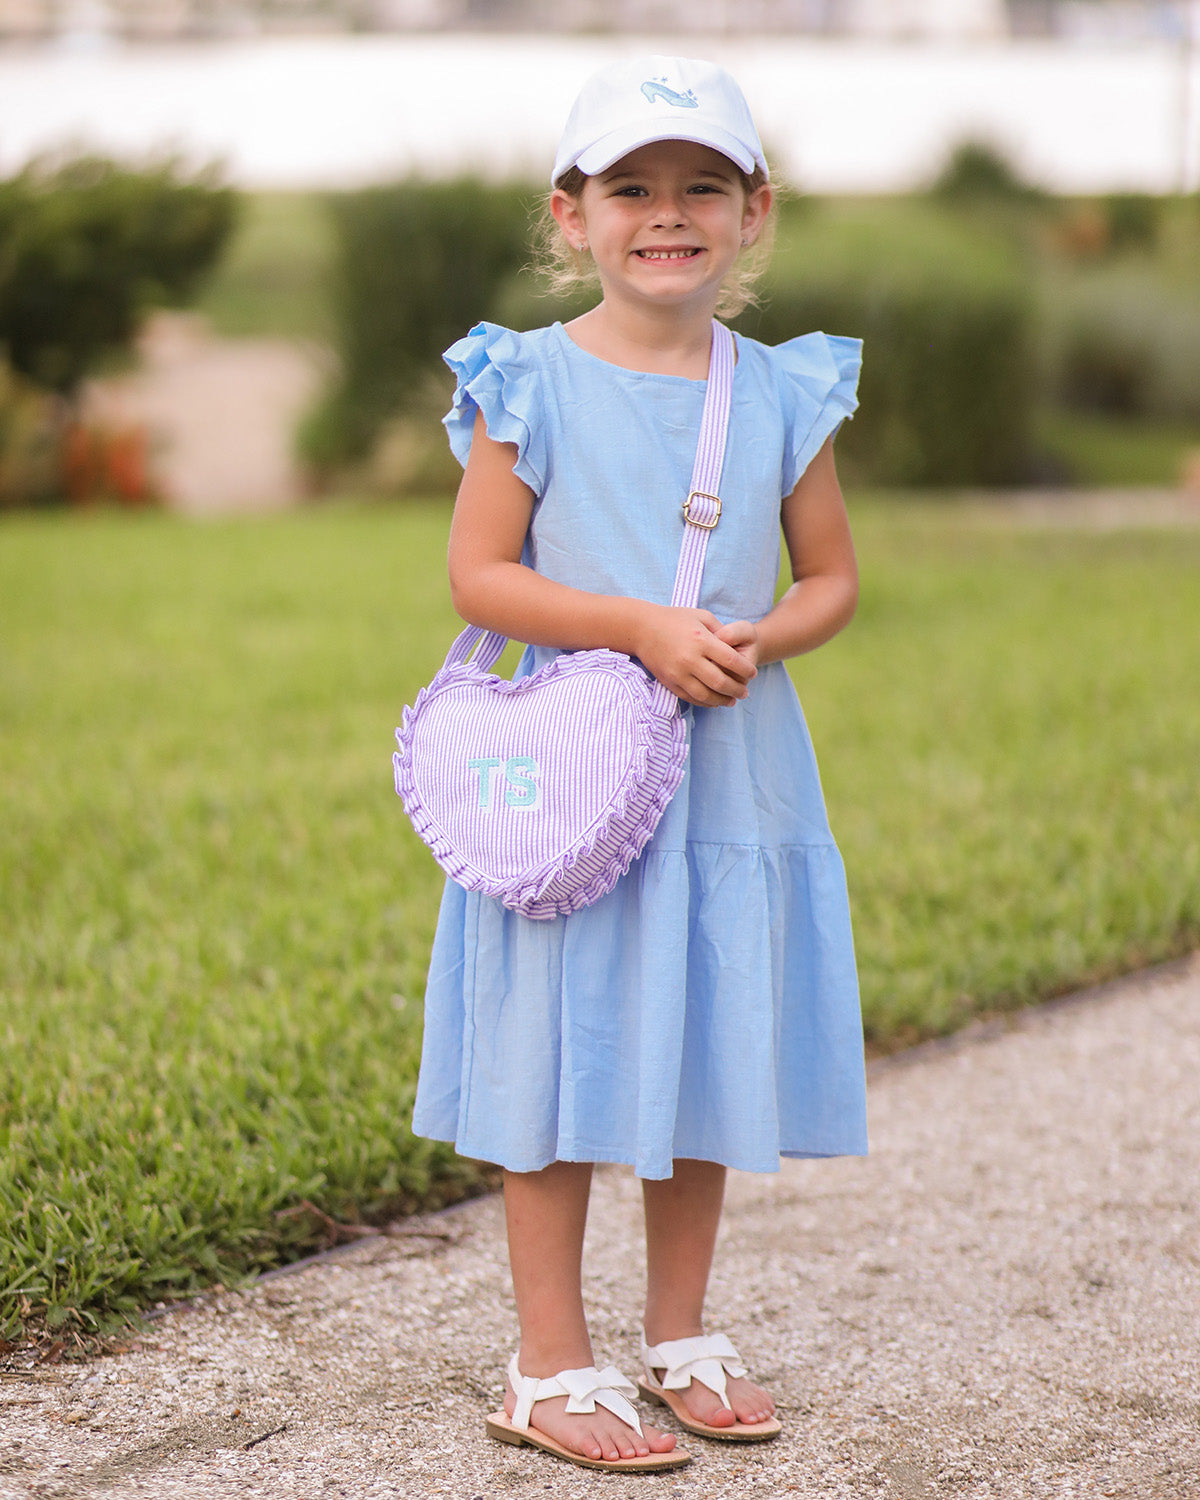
[775, 332, 863, 495]
[442, 321, 547, 495]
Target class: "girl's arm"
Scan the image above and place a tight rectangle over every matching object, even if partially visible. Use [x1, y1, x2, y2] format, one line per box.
[447, 410, 756, 708]
[715, 434, 858, 668]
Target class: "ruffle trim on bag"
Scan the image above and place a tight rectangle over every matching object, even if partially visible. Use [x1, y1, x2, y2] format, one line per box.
[776, 332, 863, 493]
[394, 648, 690, 921]
[442, 322, 548, 494]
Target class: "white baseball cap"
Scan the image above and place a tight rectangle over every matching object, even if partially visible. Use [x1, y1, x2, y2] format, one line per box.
[551, 55, 769, 187]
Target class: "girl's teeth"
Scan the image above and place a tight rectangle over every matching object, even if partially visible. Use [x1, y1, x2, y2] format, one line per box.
[640, 250, 697, 260]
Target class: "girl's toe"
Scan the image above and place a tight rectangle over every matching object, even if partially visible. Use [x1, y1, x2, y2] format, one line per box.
[729, 1379, 775, 1427]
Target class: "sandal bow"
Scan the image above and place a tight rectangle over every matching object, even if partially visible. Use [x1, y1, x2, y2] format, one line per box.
[508, 1354, 644, 1436]
[640, 1333, 747, 1410]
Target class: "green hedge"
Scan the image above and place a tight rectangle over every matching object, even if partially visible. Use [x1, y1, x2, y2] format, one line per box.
[735, 203, 1038, 486]
[1042, 263, 1200, 423]
[306, 178, 534, 468]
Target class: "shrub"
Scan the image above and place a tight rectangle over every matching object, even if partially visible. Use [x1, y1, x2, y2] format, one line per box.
[1100, 192, 1161, 252]
[310, 178, 533, 467]
[735, 204, 1038, 486]
[62, 421, 156, 506]
[0, 154, 237, 400]
[1044, 265, 1200, 422]
[0, 362, 60, 507]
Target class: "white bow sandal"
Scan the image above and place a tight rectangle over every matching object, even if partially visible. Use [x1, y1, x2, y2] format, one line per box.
[638, 1333, 783, 1441]
[486, 1353, 692, 1472]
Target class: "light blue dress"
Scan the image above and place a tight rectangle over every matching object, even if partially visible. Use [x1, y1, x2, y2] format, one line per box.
[411, 320, 868, 1180]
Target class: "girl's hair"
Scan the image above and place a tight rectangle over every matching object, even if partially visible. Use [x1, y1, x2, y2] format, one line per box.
[533, 163, 776, 320]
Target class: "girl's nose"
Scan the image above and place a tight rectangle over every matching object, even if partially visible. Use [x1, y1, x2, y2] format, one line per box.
[650, 195, 687, 229]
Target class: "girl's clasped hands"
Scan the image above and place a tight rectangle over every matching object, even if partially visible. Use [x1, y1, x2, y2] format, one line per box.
[636, 604, 758, 707]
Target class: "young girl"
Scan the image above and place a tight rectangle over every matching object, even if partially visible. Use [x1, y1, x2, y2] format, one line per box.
[412, 54, 868, 1473]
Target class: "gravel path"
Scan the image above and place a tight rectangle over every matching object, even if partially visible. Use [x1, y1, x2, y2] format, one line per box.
[4, 957, 1198, 1500]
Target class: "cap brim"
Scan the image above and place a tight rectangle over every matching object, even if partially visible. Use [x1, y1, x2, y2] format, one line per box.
[555, 120, 763, 184]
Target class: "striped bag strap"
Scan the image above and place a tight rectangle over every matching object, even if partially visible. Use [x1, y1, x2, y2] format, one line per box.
[447, 318, 736, 713]
[648, 318, 735, 717]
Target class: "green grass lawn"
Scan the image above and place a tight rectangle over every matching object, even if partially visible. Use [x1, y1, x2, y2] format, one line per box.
[2, 499, 1198, 1344]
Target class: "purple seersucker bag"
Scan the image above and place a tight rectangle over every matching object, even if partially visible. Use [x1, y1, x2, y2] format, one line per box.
[393, 320, 734, 921]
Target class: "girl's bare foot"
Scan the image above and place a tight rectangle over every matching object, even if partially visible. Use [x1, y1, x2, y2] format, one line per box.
[503, 1381, 677, 1463]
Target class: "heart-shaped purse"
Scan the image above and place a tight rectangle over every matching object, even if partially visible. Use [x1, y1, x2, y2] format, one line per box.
[394, 632, 689, 919]
[394, 320, 734, 921]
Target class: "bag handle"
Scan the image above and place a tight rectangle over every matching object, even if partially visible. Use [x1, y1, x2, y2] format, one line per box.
[446, 319, 736, 713]
[444, 624, 508, 672]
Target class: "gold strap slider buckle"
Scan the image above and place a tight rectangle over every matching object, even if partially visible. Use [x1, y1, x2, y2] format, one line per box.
[682, 490, 722, 529]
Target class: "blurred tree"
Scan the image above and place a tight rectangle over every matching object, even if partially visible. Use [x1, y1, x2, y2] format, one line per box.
[930, 139, 1046, 207]
[0, 155, 238, 401]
